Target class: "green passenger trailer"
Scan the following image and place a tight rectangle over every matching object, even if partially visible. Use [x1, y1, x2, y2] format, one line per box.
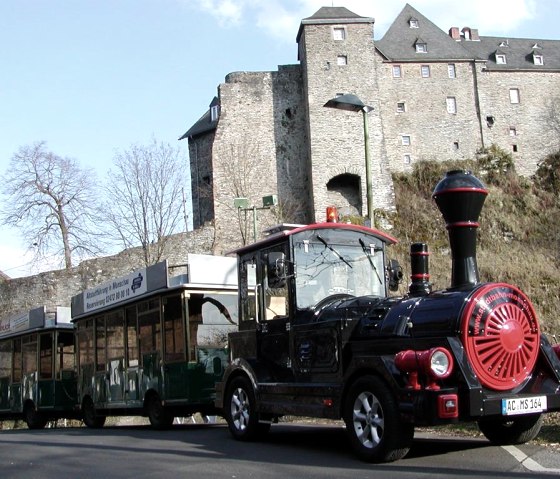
[0, 306, 79, 429]
[70, 255, 238, 429]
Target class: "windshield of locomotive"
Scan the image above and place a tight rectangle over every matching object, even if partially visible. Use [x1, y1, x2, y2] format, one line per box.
[294, 234, 386, 309]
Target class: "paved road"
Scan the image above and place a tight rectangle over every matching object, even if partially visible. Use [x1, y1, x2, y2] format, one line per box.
[0, 422, 559, 478]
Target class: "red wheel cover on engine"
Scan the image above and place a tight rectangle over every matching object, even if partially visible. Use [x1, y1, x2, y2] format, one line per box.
[461, 283, 540, 391]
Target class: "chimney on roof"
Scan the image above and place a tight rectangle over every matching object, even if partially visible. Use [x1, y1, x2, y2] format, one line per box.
[470, 28, 480, 41]
[449, 27, 460, 40]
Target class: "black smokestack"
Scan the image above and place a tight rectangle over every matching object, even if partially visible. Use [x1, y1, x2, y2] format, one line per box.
[409, 242, 432, 296]
[432, 170, 488, 289]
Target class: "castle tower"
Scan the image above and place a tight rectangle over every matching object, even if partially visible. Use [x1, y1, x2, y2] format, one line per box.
[296, 7, 395, 224]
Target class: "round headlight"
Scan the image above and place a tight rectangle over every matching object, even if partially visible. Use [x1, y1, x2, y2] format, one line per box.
[429, 348, 453, 378]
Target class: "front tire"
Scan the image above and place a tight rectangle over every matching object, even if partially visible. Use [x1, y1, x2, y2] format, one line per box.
[344, 375, 413, 462]
[478, 414, 543, 445]
[224, 376, 270, 441]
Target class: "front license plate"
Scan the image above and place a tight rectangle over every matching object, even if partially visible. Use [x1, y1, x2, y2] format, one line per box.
[501, 396, 547, 416]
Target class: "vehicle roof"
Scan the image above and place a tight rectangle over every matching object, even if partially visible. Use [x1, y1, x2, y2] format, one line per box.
[231, 222, 398, 256]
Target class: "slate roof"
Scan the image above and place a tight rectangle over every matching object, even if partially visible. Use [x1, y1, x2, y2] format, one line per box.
[296, 7, 373, 43]
[376, 3, 473, 61]
[460, 36, 560, 71]
[377, 3, 560, 71]
[178, 97, 219, 140]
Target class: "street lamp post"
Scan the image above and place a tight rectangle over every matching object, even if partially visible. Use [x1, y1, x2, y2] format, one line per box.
[324, 94, 375, 227]
[234, 195, 278, 243]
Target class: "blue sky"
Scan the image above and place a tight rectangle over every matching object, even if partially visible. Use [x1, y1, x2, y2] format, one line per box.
[1, 0, 558, 277]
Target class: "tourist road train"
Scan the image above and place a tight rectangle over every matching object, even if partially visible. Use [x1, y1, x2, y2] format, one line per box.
[1, 170, 559, 462]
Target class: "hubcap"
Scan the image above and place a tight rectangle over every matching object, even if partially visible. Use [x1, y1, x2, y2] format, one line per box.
[231, 387, 250, 431]
[352, 391, 384, 449]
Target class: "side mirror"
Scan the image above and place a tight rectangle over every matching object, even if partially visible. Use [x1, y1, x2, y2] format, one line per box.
[387, 259, 403, 292]
[267, 252, 287, 288]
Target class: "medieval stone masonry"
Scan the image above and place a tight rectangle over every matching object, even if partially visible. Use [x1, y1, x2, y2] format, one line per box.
[3, 4, 557, 317]
[181, 4, 560, 254]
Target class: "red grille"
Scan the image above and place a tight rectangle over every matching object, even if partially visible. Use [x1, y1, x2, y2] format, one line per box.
[461, 283, 540, 391]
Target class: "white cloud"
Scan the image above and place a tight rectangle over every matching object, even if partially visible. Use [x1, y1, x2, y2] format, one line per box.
[189, 0, 539, 40]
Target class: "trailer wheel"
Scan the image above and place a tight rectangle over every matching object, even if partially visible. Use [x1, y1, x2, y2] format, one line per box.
[344, 376, 413, 462]
[478, 414, 543, 445]
[147, 395, 174, 430]
[225, 376, 270, 441]
[82, 397, 106, 429]
[24, 403, 47, 430]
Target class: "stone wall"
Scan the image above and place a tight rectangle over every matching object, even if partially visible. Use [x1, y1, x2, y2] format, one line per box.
[0, 226, 216, 319]
[210, 67, 309, 254]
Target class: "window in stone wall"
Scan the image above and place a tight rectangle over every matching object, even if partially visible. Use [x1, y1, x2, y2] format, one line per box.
[401, 135, 411, 146]
[421, 65, 430, 77]
[337, 55, 348, 66]
[448, 64, 456, 78]
[409, 18, 419, 28]
[396, 102, 406, 113]
[509, 127, 517, 137]
[446, 97, 457, 114]
[392, 65, 402, 78]
[333, 27, 346, 41]
[210, 105, 220, 122]
[453, 141, 460, 151]
[403, 154, 412, 164]
[509, 88, 520, 104]
[513, 144, 518, 153]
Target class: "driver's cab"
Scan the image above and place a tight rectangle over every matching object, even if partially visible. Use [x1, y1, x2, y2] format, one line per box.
[231, 223, 398, 382]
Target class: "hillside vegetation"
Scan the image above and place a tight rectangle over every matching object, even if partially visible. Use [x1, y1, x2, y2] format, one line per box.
[386, 147, 560, 337]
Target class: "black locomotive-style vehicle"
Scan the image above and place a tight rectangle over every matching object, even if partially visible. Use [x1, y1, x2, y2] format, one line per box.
[216, 170, 560, 462]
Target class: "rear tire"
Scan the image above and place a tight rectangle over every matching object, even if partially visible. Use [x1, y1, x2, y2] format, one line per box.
[478, 414, 543, 445]
[147, 395, 174, 430]
[344, 375, 413, 462]
[82, 397, 106, 429]
[24, 403, 48, 430]
[224, 376, 270, 441]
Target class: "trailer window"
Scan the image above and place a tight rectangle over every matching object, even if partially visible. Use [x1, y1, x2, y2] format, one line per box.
[0, 341, 11, 378]
[126, 306, 139, 367]
[164, 295, 185, 362]
[191, 292, 238, 353]
[39, 333, 53, 379]
[106, 310, 125, 360]
[22, 334, 37, 375]
[96, 316, 106, 372]
[57, 331, 75, 377]
[78, 320, 94, 367]
[13, 338, 22, 382]
[138, 298, 161, 360]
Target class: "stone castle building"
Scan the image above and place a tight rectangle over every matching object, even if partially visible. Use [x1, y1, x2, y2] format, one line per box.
[182, 3, 560, 253]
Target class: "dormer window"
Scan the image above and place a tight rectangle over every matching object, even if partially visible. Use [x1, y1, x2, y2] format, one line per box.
[533, 54, 544, 65]
[409, 18, 419, 28]
[415, 39, 427, 53]
[496, 53, 507, 64]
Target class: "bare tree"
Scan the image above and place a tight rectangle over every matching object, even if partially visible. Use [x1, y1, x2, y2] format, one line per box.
[104, 139, 189, 266]
[1, 142, 104, 269]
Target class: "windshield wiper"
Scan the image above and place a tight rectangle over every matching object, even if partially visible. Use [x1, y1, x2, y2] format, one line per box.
[316, 235, 353, 269]
[359, 238, 383, 285]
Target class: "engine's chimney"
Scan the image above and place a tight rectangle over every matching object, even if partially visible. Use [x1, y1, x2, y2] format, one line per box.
[409, 242, 432, 296]
[432, 170, 488, 289]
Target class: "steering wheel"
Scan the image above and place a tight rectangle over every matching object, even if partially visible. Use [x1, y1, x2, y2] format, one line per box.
[313, 293, 354, 312]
